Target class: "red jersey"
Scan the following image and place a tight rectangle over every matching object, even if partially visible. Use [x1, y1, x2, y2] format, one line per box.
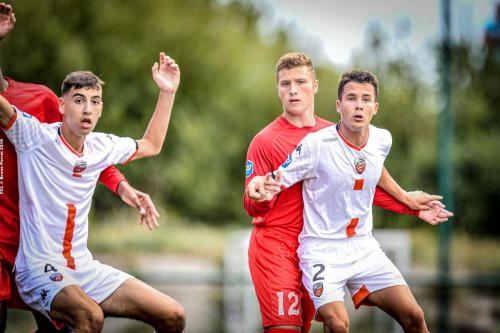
[244, 115, 417, 238]
[0, 77, 125, 246]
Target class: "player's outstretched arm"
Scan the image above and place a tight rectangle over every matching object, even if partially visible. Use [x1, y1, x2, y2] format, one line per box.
[0, 2, 15, 42]
[117, 181, 160, 230]
[0, 94, 14, 127]
[378, 167, 442, 210]
[132, 52, 180, 161]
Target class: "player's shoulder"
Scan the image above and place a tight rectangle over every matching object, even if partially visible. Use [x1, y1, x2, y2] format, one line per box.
[304, 124, 337, 143]
[369, 124, 392, 146]
[7, 78, 55, 97]
[250, 117, 282, 146]
[370, 124, 391, 138]
[87, 132, 119, 145]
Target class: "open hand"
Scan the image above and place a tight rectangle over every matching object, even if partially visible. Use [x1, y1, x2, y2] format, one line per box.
[152, 52, 180, 94]
[0, 3, 16, 41]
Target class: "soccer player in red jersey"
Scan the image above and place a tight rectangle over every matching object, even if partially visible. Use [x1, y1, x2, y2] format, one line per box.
[244, 53, 447, 333]
[0, 4, 159, 332]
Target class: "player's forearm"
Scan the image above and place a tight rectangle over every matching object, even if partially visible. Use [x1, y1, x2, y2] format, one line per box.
[135, 91, 176, 159]
[374, 186, 418, 216]
[244, 194, 274, 217]
[0, 94, 15, 128]
[98, 166, 127, 194]
[377, 167, 411, 206]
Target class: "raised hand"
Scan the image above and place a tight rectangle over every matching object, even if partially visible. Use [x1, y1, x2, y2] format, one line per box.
[0, 3, 15, 41]
[151, 52, 180, 94]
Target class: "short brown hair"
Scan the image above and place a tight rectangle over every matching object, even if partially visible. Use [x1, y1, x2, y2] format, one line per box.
[276, 52, 315, 81]
[337, 70, 379, 101]
[61, 71, 105, 95]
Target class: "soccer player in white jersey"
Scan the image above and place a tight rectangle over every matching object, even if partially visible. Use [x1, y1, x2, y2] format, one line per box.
[0, 53, 184, 333]
[249, 70, 453, 333]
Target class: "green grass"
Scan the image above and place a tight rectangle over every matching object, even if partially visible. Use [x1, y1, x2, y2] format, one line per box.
[89, 211, 500, 272]
[88, 210, 240, 261]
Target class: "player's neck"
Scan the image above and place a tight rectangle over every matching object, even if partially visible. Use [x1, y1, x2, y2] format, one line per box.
[60, 124, 86, 154]
[338, 121, 369, 147]
[0, 70, 8, 92]
[283, 109, 316, 128]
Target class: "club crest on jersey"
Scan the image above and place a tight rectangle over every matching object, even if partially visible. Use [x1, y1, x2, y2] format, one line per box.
[50, 272, 64, 282]
[281, 154, 293, 168]
[246, 160, 254, 178]
[72, 160, 87, 178]
[313, 282, 324, 297]
[354, 157, 366, 174]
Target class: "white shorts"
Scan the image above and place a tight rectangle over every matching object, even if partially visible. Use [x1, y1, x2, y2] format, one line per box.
[299, 234, 407, 310]
[15, 260, 132, 318]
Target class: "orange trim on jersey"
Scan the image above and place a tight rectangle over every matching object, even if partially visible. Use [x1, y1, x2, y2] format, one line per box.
[346, 218, 359, 237]
[122, 147, 138, 165]
[354, 179, 364, 191]
[58, 128, 83, 158]
[352, 284, 370, 309]
[62, 204, 76, 270]
[336, 124, 367, 151]
[2, 108, 17, 130]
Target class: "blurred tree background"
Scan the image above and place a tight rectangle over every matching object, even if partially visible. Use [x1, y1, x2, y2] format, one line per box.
[1, 0, 498, 237]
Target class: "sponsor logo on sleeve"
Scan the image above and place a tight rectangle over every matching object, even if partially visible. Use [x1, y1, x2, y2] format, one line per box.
[245, 160, 254, 178]
[281, 154, 293, 168]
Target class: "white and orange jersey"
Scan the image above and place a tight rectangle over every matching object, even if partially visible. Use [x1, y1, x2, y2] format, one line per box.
[276, 123, 392, 242]
[3, 108, 138, 271]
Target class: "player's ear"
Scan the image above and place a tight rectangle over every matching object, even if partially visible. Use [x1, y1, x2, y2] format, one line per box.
[313, 79, 319, 94]
[58, 97, 65, 115]
[373, 101, 379, 115]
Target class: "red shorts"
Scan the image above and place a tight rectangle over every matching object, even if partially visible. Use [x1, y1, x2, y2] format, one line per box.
[0, 243, 29, 309]
[248, 227, 315, 330]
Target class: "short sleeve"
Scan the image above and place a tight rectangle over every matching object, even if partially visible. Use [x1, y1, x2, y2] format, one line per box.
[277, 134, 319, 188]
[100, 133, 138, 165]
[3, 106, 54, 152]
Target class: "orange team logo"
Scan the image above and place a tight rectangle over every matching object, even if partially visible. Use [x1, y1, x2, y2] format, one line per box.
[313, 282, 324, 297]
[72, 160, 87, 178]
[354, 157, 366, 174]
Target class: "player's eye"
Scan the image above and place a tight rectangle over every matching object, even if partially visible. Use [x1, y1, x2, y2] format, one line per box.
[281, 82, 290, 87]
[74, 98, 84, 104]
[92, 99, 102, 105]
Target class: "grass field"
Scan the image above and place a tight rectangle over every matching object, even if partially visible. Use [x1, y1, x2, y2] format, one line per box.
[89, 211, 500, 273]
